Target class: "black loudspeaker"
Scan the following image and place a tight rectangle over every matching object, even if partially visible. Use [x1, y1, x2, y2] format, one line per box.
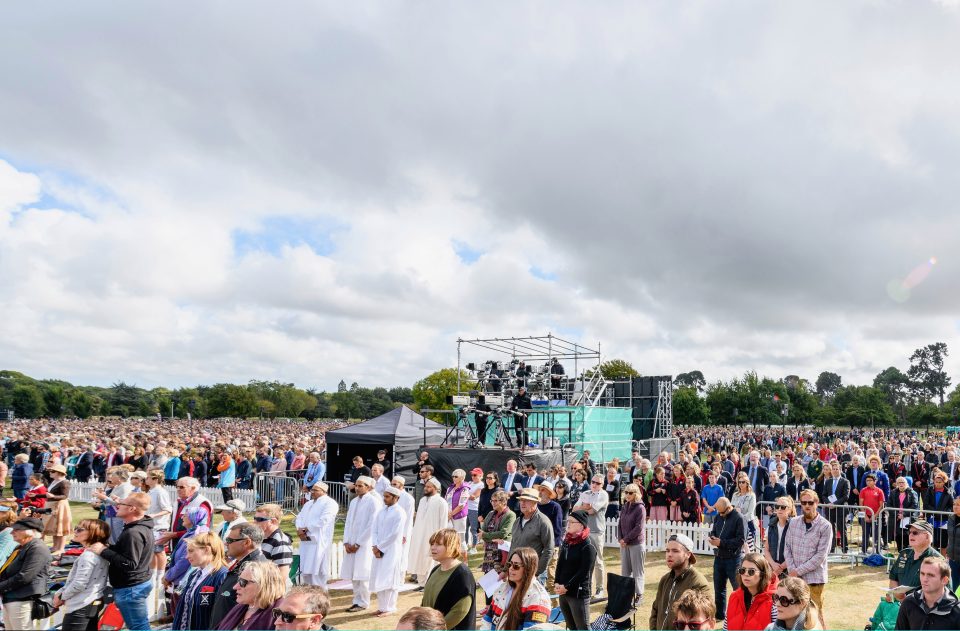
[632, 399, 658, 420]
[613, 381, 631, 407]
[633, 418, 655, 440]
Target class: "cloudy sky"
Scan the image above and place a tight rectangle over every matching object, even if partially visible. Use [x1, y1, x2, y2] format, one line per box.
[2, 2, 960, 392]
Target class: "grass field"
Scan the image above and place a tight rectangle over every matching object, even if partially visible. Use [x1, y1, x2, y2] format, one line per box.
[28, 491, 890, 630]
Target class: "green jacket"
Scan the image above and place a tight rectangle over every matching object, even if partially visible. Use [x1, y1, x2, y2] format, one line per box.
[649, 565, 711, 631]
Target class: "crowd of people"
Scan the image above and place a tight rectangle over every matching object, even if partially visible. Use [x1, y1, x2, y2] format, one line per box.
[4, 421, 960, 629]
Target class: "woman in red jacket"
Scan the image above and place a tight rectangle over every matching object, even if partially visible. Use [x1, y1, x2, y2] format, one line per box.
[724, 552, 778, 631]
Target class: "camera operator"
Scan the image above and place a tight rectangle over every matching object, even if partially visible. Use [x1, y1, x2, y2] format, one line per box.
[550, 358, 565, 398]
[474, 402, 491, 445]
[511, 387, 532, 448]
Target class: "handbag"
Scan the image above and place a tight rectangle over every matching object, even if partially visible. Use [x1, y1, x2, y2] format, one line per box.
[31, 594, 55, 620]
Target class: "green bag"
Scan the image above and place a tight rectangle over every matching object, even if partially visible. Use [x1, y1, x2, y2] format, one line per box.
[867, 598, 899, 631]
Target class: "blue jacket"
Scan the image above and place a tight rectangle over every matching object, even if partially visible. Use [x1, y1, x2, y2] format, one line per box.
[164, 457, 181, 481]
[235, 459, 252, 489]
[11, 462, 33, 495]
[172, 566, 228, 631]
[217, 460, 236, 488]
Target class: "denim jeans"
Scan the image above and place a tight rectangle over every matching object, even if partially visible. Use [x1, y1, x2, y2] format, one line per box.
[467, 509, 480, 545]
[114, 579, 153, 631]
[713, 555, 742, 619]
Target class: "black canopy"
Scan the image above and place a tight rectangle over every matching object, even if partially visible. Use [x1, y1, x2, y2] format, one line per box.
[325, 406, 449, 482]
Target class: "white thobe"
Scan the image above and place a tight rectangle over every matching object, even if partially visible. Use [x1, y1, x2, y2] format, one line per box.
[340, 493, 382, 581]
[370, 504, 406, 595]
[396, 490, 415, 576]
[407, 494, 448, 581]
[296, 495, 338, 584]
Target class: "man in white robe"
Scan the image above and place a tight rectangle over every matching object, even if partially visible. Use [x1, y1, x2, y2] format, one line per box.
[340, 475, 382, 612]
[407, 477, 448, 586]
[295, 482, 339, 588]
[392, 476, 415, 578]
[370, 486, 407, 616]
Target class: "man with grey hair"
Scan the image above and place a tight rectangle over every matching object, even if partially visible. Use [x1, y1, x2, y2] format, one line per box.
[273, 585, 333, 631]
[303, 451, 325, 490]
[209, 522, 266, 628]
[574, 473, 609, 598]
[0, 517, 51, 631]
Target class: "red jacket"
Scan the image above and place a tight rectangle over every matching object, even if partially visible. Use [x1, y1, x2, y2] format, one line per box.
[19, 484, 48, 510]
[725, 573, 778, 631]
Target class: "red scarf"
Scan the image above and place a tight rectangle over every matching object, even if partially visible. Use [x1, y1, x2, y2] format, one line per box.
[564, 526, 590, 546]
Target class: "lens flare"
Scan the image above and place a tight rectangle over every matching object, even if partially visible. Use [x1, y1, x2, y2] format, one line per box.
[887, 256, 938, 303]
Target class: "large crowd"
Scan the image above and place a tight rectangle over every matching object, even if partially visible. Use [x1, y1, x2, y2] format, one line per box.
[2, 421, 960, 630]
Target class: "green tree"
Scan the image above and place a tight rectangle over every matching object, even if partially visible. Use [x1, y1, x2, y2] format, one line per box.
[873, 366, 911, 421]
[204, 383, 258, 418]
[832, 385, 896, 427]
[388, 387, 414, 404]
[71, 390, 97, 419]
[673, 386, 709, 425]
[597, 359, 639, 380]
[412, 368, 475, 423]
[42, 385, 68, 417]
[331, 390, 361, 419]
[815, 371, 842, 402]
[908, 342, 951, 405]
[11, 384, 44, 418]
[674, 371, 706, 392]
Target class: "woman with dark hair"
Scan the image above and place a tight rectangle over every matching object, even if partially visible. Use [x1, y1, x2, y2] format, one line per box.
[554, 510, 597, 630]
[667, 467, 685, 521]
[725, 552, 778, 631]
[53, 518, 111, 631]
[679, 475, 702, 524]
[422, 528, 477, 630]
[477, 472, 501, 528]
[482, 547, 551, 630]
[569, 468, 589, 507]
[647, 466, 670, 522]
[554, 479, 572, 523]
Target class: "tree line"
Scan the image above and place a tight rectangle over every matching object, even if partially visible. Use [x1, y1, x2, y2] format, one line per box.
[0, 371, 413, 421]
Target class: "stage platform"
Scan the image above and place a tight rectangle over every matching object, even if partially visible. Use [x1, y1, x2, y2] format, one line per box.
[425, 446, 580, 482]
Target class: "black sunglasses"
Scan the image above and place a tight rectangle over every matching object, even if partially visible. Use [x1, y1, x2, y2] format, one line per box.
[775, 595, 799, 607]
[224, 536, 248, 544]
[237, 577, 256, 588]
[738, 567, 758, 576]
[254, 516, 272, 522]
[272, 609, 315, 623]
[674, 620, 710, 630]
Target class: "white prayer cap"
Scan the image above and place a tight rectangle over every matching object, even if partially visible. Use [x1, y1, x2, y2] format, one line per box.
[383, 486, 401, 497]
[426, 477, 442, 490]
[392, 475, 406, 485]
[356, 475, 375, 487]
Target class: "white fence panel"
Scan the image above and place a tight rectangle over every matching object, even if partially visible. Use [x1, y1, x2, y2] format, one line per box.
[604, 517, 716, 555]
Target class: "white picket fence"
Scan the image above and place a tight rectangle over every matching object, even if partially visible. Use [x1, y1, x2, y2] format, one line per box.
[604, 518, 724, 555]
[69, 481, 258, 512]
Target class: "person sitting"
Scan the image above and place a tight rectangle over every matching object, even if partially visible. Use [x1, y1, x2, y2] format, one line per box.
[53, 518, 111, 631]
[172, 532, 229, 630]
[724, 552, 778, 631]
[421, 528, 477, 630]
[396, 606, 447, 630]
[482, 546, 552, 630]
[216, 560, 286, 630]
[672, 589, 718, 631]
[765, 576, 822, 630]
[888, 519, 943, 601]
[272, 585, 337, 631]
[896, 556, 960, 630]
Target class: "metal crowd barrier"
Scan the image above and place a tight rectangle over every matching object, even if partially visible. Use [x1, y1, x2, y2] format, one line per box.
[69, 481, 257, 511]
[254, 470, 305, 512]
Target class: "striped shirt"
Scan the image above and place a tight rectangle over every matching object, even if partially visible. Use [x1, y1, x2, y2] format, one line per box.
[262, 528, 293, 568]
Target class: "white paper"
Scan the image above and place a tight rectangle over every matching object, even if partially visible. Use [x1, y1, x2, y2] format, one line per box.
[479, 570, 503, 598]
[828, 494, 838, 504]
[497, 541, 511, 552]
[514, 483, 523, 491]
[606, 484, 615, 492]
[900, 517, 911, 528]
[943, 523, 949, 530]
[883, 585, 912, 596]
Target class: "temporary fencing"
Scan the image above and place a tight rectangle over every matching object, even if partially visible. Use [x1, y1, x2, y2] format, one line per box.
[69, 481, 257, 511]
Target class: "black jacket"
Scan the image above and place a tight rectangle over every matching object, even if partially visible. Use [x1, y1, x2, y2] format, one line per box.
[896, 587, 960, 630]
[208, 549, 267, 628]
[555, 536, 597, 599]
[709, 508, 747, 559]
[75, 450, 94, 482]
[0, 537, 52, 602]
[101, 516, 155, 588]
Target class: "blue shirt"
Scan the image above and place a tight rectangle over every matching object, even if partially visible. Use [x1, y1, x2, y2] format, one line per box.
[701, 484, 724, 515]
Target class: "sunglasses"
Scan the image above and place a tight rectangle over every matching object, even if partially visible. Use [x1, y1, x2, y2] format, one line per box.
[674, 620, 710, 630]
[738, 567, 758, 576]
[254, 516, 272, 522]
[272, 609, 315, 623]
[74, 526, 87, 532]
[774, 504, 789, 510]
[237, 577, 257, 588]
[507, 561, 524, 570]
[775, 595, 799, 607]
[224, 536, 248, 544]
[800, 501, 816, 506]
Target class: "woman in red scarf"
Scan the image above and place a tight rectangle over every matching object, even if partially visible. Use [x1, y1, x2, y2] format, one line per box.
[554, 509, 597, 630]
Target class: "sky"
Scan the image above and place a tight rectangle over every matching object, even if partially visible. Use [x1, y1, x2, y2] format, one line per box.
[2, 2, 960, 392]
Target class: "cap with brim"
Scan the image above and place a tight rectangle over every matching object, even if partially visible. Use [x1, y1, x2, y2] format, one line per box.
[356, 475, 375, 487]
[12, 517, 44, 532]
[909, 519, 934, 536]
[518, 489, 540, 503]
[47, 464, 67, 475]
[569, 509, 589, 527]
[383, 486, 401, 497]
[471, 467, 483, 475]
[667, 533, 697, 563]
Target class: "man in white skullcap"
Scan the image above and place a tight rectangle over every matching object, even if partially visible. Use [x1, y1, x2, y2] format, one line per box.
[370, 486, 407, 616]
[408, 477, 448, 587]
[341, 475, 382, 612]
[391, 476, 415, 577]
[295, 481, 339, 588]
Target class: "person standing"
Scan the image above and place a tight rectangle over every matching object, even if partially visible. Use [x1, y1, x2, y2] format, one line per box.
[649, 533, 711, 631]
[89, 492, 156, 631]
[816, 461, 849, 553]
[255, 504, 294, 572]
[171, 533, 229, 630]
[647, 466, 670, 522]
[215, 450, 237, 503]
[215, 499, 248, 542]
[887, 477, 920, 553]
[510, 488, 555, 579]
[478, 490, 516, 577]
[763, 496, 795, 579]
[53, 519, 110, 631]
[709, 497, 747, 622]
[409, 477, 448, 586]
[482, 547, 550, 631]
[445, 469, 470, 550]
[768, 576, 823, 631]
[391, 476, 416, 579]
[782, 489, 831, 628]
[888, 519, 943, 598]
[341, 475, 382, 612]
[501, 460, 523, 515]
[573, 474, 609, 598]
[537, 482, 564, 592]
[466, 468, 484, 547]
[296, 482, 339, 588]
[946, 497, 960, 588]
[618, 483, 647, 603]
[370, 486, 407, 617]
[0, 517, 52, 631]
[554, 510, 597, 630]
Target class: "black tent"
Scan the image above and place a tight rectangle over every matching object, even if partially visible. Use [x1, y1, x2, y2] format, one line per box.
[324, 406, 449, 483]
